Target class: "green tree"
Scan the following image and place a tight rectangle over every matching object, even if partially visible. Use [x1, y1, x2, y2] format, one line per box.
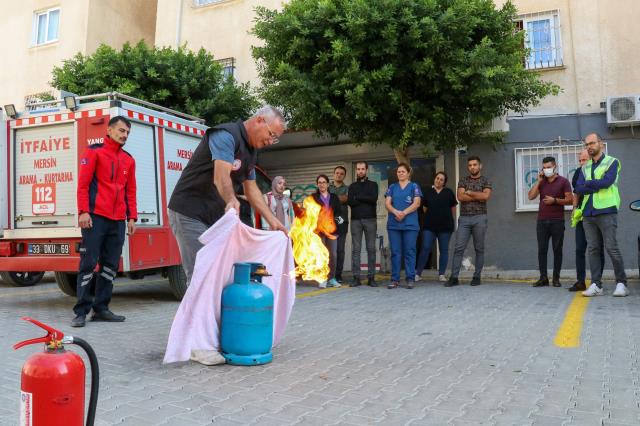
[253, 0, 559, 161]
[52, 41, 258, 124]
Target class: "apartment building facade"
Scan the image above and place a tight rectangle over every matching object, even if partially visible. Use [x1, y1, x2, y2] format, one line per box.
[0, 0, 157, 110]
[153, 0, 640, 274]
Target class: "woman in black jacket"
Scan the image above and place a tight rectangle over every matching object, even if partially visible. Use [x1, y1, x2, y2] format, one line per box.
[311, 174, 343, 288]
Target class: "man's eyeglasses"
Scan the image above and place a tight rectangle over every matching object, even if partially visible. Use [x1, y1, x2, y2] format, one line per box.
[265, 120, 280, 144]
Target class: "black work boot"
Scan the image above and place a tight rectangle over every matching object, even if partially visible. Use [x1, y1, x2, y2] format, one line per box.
[552, 278, 562, 287]
[91, 310, 125, 322]
[532, 277, 549, 287]
[445, 277, 459, 287]
[367, 277, 378, 287]
[351, 277, 362, 287]
[470, 277, 482, 286]
[71, 315, 86, 328]
[568, 281, 586, 292]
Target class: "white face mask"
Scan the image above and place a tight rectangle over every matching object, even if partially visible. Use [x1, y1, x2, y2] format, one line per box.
[543, 167, 555, 178]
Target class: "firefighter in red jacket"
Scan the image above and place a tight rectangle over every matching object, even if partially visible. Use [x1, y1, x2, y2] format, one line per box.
[71, 116, 137, 327]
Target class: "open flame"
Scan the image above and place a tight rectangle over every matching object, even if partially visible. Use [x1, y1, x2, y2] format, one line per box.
[290, 196, 336, 282]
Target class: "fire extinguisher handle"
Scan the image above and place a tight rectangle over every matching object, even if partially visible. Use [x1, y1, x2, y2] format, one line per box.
[12, 317, 65, 350]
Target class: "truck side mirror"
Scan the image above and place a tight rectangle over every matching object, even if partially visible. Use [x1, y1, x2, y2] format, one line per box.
[630, 200, 640, 212]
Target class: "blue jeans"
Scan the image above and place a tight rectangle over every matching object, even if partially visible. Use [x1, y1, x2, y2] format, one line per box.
[388, 229, 419, 282]
[575, 220, 604, 282]
[416, 230, 452, 276]
[450, 214, 487, 279]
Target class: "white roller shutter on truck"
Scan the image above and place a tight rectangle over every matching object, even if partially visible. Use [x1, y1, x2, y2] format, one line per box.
[14, 123, 77, 228]
[1, 119, 7, 233]
[123, 122, 159, 226]
[163, 129, 200, 199]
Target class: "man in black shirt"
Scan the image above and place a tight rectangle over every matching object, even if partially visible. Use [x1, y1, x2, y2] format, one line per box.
[348, 161, 379, 287]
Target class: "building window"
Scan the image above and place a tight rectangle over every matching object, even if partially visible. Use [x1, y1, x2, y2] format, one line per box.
[193, 0, 227, 6]
[217, 57, 235, 79]
[24, 91, 56, 111]
[516, 10, 563, 70]
[513, 143, 606, 212]
[32, 7, 60, 46]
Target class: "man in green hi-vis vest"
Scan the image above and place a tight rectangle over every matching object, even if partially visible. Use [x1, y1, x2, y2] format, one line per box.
[574, 132, 627, 297]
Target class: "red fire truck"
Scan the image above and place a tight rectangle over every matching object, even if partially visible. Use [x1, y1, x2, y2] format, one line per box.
[0, 93, 211, 299]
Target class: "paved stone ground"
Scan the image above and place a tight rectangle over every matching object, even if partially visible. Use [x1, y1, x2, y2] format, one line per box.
[0, 274, 639, 425]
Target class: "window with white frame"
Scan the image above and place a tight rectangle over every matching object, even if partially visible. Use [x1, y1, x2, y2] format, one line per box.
[32, 7, 60, 46]
[516, 10, 563, 70]
[514, 143, 607, 212]
[193, 0, 226, 6]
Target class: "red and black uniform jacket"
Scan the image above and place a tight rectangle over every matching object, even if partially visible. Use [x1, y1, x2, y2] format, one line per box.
[77, 135, 137, 222]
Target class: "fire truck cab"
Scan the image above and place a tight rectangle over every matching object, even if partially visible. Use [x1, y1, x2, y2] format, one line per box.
[1, 93, 208, 299]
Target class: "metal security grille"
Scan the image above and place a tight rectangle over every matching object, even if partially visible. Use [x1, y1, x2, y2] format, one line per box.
[517, 10, 563, 70]
[266, 163, 347, 204]
[216, 57, 235, 78]
[513, 143, 607, 212]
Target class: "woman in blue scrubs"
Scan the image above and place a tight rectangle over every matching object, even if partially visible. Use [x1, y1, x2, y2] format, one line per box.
[384, 163, 422, 289]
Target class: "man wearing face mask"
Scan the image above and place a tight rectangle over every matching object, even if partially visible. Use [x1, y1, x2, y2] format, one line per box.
[528, 156, 573, 287]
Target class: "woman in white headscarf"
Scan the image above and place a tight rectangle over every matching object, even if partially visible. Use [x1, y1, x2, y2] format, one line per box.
[261, 176, 295, 231]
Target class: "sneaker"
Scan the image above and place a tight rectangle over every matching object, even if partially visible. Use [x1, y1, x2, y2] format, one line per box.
[532, 277, 549, 287]
[387, 280, 399, 289]
[439, 275, 447, 282]
[327, 278, 341, 288]
[445, 277, 459, 287]
[613, 282, 629, 297]
[414, 275, 422, 282]
[582, 283, 604, 297]
[318, 280, 327, 289]
[351, 277, 362, 287]
[568, 281, 586, 292]
[406, 281, 414, 289]
[71, 315, 86, 328]
[367, 277, 378, 287]
[91, 310, 125, 322]
[470, 277, 481, 286]
[552, 279, 562, 288]
[190, 350, 226, 366]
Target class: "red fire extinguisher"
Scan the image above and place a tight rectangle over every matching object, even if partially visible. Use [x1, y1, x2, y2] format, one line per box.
[13, 317, 99, 426]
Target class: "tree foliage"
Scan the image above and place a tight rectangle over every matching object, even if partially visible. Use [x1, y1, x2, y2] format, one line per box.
[252, 0, 559, 153]
[52, 41, 258, 124]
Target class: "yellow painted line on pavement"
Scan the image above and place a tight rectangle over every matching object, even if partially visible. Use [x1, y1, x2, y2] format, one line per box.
[553, 292, 590, 348]
[296, 286, 343, 299]
[0, 278, 168, 299]
[1, 278, 344, 300]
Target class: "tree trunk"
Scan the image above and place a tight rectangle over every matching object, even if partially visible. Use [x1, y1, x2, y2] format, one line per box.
[393, 147, 410, 164]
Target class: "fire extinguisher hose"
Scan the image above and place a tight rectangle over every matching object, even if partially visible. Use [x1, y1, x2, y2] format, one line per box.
[68, 336, 99, 426]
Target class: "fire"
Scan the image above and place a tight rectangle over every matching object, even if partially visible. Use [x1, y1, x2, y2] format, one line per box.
[290, 195, 337, 282]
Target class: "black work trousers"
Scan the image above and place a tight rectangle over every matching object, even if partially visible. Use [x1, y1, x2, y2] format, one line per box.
[73, 215, 125, 316]
[536, 219, 565, 280]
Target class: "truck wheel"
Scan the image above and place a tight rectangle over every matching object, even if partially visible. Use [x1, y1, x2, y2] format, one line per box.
[167, 265, 188, 301]
[54, 272, 78, 297]
[0, 271, 45, 287]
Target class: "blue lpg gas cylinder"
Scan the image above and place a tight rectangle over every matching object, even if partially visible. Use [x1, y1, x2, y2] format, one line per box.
[221, 263, 274, 365]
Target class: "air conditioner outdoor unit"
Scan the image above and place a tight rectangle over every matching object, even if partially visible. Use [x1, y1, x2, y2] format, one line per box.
[606, 95, 640, 127]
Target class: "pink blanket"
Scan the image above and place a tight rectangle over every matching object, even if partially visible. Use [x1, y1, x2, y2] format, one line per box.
[163, 210, 296, 364]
